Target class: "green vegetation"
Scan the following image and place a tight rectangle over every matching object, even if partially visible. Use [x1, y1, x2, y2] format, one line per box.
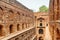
[39, 5, 48, 12]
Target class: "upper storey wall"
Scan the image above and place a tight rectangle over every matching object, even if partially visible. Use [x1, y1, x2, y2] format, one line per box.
[0, 0, 33, 13]
[0, 0, 34, 25]
[0, 0, 34, 20]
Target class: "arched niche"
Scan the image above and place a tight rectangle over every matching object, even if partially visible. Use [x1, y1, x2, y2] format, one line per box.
[39, 29, 44, 34]
[0, 25, 3, 36]
[9, 24, 13, 33]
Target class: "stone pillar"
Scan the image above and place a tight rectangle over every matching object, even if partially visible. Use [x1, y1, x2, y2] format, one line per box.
[19, 23, 22, 31]
[13, 24, 17, 32]
[2, 25, 7, 36]
[24, 23, 26, 29]
[5, 24, 10, 35]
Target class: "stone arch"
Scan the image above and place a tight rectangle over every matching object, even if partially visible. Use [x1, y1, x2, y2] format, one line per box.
[0, 7, 3, 10]
[17, 24, 20, 31]
[37, 17, 45, 20]
[0, 25, 3, 36]
[40, 23, 42, 26]
[9, 9, 13, 13]
[9, 24, 13, 33]
[39, 29, 44, 34]
[39, 36, 43, 40]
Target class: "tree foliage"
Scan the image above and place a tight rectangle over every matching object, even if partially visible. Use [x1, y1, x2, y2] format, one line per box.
[39, 5, 48, 12]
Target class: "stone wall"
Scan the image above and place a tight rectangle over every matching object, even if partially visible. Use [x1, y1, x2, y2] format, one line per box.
[34, 12, 49, 40]
[49, 0, 60, 40]
[0, 0, 36, 40]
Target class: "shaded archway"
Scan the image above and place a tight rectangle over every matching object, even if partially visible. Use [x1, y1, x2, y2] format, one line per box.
[39, 29, 43, 34]
[40, 23, 42, 26]
[17, 24, 20, 31]
[9, 24, 13, 33]
[0, 25, 3, 36]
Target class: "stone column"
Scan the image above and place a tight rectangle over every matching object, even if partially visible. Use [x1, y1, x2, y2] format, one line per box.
[2, 25, 7, 36]
[19, 23, 22, 31]
[13, 24, 17, 32]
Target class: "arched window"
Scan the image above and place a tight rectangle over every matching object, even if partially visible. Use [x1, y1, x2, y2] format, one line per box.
[40, 23, 42, 26]
[39, 29, 43, 34]
[17, 24, 20, 31]
[46, 24, 48, 26]
[0, 25, 3, 36]
[9, 25, 13, 33]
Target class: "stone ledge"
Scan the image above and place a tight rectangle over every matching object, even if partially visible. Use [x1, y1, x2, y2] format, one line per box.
[1, 26, 35, 40]
[31, 35, 37, 40]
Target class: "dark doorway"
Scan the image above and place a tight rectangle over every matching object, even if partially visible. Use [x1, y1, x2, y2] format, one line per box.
[0, 25, 3, 36]
[39, 29, 43, 34]
[9, 25, 13, 33]
[17, 24, 20, 31]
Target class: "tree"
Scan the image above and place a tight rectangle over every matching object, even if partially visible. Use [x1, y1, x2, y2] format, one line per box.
[39, 5, 48, 12]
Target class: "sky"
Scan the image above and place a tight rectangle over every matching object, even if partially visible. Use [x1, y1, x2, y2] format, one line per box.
[17, 0, 49, 12]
